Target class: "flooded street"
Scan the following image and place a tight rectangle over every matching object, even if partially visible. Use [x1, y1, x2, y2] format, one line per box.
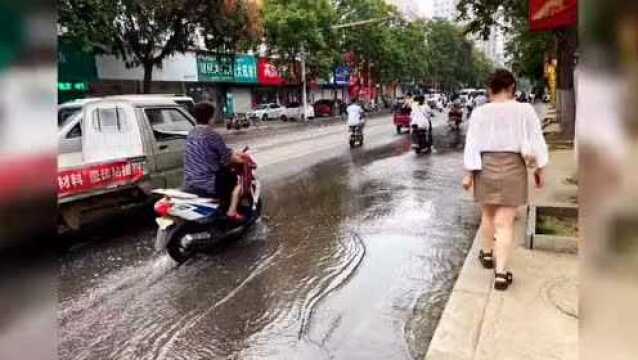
[59, 114, 479, 360]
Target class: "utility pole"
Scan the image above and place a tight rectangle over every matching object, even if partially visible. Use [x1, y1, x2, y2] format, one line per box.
[301, 44, 308, 121]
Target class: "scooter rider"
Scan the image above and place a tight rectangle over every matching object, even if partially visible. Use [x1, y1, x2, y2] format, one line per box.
[346, 97, 365, 131]
[410, 95, 433, 133]
[183, 102, 247, 222]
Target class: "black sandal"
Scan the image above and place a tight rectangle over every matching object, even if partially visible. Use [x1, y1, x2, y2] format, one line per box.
[494, 271, 513, 291]
[478, 250, 494, 269]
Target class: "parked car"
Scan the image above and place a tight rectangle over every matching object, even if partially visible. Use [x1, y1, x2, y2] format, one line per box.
[57, 95, 196, 233]
[247, 103, 285, 121]
[283, 102, 315, 121]
[314, 99, 336, 118]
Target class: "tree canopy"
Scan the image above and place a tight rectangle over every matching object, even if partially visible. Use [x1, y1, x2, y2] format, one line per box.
[59, 0, 263, 92]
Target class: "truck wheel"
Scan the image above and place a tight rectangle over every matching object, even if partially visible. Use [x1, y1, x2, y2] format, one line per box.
[280, 115, 288, 122]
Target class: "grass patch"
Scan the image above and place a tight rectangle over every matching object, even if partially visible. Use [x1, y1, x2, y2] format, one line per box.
[537, 214, 578, 237]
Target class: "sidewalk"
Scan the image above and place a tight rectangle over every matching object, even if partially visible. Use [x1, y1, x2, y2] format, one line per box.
[425, 147, 578, 360]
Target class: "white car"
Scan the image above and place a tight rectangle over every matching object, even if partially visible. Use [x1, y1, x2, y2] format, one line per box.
[247, 103, 285, 121]
[283, 102, 315, 121]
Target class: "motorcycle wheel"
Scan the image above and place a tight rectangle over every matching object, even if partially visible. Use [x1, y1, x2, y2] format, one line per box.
[226, 124, 232, 130]
[164, 224, 194, 264]
[349, 139, 356, 148]
[235, 122, 241, 130]
[396, 125, 402, 134]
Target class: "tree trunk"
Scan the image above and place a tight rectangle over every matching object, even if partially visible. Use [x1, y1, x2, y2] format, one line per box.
[557, 30, 578, 140]
[143, 63, 154, 94]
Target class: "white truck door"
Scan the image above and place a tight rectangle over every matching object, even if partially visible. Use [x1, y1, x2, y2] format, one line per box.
[81, 101, 144, 164]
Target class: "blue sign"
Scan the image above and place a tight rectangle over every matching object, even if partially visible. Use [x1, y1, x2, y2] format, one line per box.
[334, 66, 351, 86]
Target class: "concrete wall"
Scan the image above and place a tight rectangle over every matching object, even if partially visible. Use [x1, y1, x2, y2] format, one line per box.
[96, 53, 198, 82]
[231, 87, 253, 114]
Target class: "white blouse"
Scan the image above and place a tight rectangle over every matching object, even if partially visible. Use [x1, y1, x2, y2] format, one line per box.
[463, 101, 549, 171]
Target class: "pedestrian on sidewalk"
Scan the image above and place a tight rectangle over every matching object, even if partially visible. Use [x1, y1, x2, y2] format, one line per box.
[462, 69, 549, 291]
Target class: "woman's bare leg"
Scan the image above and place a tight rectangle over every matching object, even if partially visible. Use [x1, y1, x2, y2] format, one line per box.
[493, 206, 518, 273]
[480, 204, 497, 253]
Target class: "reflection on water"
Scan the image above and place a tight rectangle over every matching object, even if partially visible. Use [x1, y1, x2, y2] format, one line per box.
[59, 142, 478, 360]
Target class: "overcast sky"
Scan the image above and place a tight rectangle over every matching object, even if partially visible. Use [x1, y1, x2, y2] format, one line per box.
[389, 0, 433, 19]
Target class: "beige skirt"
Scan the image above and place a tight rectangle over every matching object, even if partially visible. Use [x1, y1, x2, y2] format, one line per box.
[474, 152, 528, 207]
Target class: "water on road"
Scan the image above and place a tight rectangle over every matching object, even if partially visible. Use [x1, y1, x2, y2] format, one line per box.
[59, 117, 479, 360]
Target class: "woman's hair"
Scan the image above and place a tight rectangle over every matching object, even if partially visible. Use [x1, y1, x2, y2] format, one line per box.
[487, 69, 517, 95]
[414, 95, 425, 105]
[192, 102, 216, 125]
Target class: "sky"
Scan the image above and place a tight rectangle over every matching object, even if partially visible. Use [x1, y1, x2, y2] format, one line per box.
[388, 0, 433, 19]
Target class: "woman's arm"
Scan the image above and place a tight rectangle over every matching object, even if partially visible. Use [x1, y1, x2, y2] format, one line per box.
[463, 109, 482, 171]
[525, 105, 549, 169]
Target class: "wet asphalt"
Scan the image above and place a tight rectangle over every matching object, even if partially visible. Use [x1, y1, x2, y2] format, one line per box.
[58, 112, 480, 360]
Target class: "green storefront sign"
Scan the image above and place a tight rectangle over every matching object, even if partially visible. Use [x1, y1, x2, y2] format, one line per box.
[58, 41, 98, 103]
[197, 54, 257, 84]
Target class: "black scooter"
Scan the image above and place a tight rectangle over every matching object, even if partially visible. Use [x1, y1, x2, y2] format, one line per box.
[349, 125, 364, 148]
[411, 124, 432, 154]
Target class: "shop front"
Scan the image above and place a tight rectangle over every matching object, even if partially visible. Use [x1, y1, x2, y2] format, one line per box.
[255, 58, 301, 106]
[193, 53, 258, 118]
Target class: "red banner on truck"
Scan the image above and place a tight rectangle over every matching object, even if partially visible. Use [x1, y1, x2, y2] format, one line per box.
[530, 0, 578, 32]
[58, 159, 145, 199]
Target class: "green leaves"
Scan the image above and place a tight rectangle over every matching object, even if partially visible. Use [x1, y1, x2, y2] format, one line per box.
[59, 0, 263, 91]
[457, 0, 553, 83]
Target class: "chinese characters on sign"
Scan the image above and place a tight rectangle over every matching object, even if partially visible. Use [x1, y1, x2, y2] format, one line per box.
[530, 0, 577, 32]
[197, 54, 258, 84]
[58, 159, 145, 198]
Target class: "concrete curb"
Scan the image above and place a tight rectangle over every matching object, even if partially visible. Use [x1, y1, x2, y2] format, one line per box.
[426, 207, 578, 360]
[425, 212, 526, 360]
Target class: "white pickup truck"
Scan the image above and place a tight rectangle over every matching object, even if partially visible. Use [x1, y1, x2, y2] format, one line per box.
[57, 95, 196, 233]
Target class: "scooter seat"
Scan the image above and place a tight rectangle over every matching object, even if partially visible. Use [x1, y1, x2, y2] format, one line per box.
[151, 188, 218, 202]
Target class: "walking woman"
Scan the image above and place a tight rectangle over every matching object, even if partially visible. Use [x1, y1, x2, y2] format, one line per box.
[462, 69, 549, 291]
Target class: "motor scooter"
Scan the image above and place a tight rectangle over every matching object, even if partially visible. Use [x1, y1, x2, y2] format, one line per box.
[349, 124, 364, 148]
[226, 114, 250, 130]
[448, 105, 463, 131]
[152, 148, 262, 263]
[411, 124, 432, 154]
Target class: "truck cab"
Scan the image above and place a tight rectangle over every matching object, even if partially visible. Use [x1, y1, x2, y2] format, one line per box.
[58, 95, 196, 233]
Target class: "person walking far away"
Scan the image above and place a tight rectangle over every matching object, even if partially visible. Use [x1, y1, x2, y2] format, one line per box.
[462, 69, 549, 291]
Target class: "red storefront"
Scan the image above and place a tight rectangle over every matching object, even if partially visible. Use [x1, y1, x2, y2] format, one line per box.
[254, 58, 301, 106]
[530, 0, 577, 32]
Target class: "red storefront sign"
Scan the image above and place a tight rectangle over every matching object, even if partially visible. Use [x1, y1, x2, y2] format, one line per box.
[258, 58, 286, 86]
[530, 0, 578, 32]
[58, 159, 145, 198]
